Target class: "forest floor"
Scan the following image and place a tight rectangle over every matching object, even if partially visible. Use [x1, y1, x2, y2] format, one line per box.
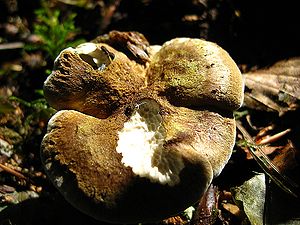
[0, 0, 300, 225]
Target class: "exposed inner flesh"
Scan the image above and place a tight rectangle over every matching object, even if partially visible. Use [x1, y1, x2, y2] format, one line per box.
[68, 42, 114, 71]
[116, 99, 184, 186]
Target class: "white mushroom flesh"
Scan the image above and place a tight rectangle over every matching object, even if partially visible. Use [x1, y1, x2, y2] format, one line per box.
[116, 100, 184, 186]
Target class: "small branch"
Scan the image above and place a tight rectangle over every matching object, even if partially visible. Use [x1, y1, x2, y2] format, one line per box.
[256, 128, 291, 145]
[236, 120, 299, 198]
[0, 162, 27, 180]
[0, 42, 24, 50]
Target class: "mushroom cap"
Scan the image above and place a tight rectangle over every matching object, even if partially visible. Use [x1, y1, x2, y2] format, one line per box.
[147, 38, 244, 111]
[43, 43, 145, 118]
[41, 107, 214, 223]
[41, 37, 243, 223]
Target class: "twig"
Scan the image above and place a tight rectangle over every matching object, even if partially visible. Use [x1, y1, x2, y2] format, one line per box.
[0, 42, 24, 50]
[236, 120, 299, 198]
[256, 128, 291, 145]
[0, 162, 27, 180]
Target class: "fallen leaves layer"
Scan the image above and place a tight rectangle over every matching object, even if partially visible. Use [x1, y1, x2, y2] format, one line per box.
[243, 57, 300, 115]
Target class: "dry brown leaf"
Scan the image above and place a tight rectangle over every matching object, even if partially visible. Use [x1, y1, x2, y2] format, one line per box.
[221, 203, 243, 218]
[93, 30, 150, 64]
[244, 146, 281, 160]
[191, 185, 219, 225]
[272, 141, 299, 176]
[162, 215, 188, 225]
[243, 57, 300, 115]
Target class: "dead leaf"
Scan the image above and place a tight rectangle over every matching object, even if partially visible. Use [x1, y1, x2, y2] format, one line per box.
[236, 121, 299, 197]
[93, 30, 150, 64]
[191, 185, 219, 225]
[221, 202, 243, 218]
[244, 145, 281, 160]
[162, 215, 188, 225]
[243, 57, 300, 115]
[0, 185, 15, 194]
[272, 141, 300, 179]
[232, 174, 265, 225]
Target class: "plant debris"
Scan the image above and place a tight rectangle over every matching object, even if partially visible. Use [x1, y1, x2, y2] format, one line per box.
[232, 174, 265, 225]
[243, 57, 300, 116]
[1, 0, 300, 224]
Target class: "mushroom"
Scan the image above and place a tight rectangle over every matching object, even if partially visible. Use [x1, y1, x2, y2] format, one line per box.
[41, 36, 244, 223]
[43, 42, 145, 118]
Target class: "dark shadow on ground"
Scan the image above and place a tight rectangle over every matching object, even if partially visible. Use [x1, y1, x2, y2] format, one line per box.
[0, 193, 108, 225]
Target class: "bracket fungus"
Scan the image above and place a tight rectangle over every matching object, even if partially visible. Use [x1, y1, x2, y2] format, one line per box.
[41, 34, 244, 223]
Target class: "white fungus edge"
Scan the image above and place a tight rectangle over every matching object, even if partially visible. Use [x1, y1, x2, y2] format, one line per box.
[116, 102, 185, 186]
